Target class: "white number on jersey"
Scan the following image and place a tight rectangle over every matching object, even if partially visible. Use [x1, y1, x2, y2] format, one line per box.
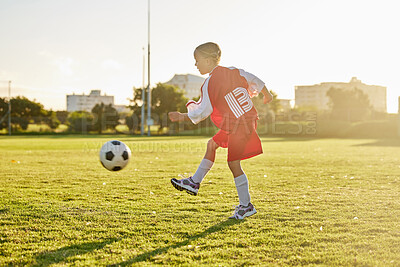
[224, 87, 253, 118]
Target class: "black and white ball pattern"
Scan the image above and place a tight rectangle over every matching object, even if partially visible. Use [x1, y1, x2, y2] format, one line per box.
[99, 140, 131, 171]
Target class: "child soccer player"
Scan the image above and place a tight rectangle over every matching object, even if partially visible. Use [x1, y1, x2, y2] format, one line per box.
[168, 42, 273, 219]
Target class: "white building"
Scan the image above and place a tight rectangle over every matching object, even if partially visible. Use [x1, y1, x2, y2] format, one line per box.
[165, 74, 205, 99]
[295, 77, 387, 112]
[66, 90, 114, 112]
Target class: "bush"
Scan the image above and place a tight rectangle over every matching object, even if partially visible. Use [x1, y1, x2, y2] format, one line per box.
[67, 111, 94, 133]
[344, 119, 398, 138]
[315, 120, 352, 137]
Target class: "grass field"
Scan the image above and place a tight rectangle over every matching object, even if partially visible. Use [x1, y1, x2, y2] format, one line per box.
[1, 136, 400, 266]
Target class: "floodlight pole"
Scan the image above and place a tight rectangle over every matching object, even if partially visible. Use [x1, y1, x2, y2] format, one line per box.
[8, 81, 11, 136]
[141, 47, 146, 136]
[398, 96, 400, 138]
[147, 0, 151, 136]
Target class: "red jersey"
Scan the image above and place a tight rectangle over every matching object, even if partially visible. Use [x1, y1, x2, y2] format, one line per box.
[187, 66, 265, 132]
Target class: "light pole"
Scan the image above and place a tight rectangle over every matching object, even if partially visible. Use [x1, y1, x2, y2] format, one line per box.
[146, 0, 152, 136]
[141, 47, 146, 136]
[398, 96, 400, 138]
[8, 81, 11, 136]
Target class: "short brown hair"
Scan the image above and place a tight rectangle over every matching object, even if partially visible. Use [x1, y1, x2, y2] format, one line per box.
[195, 42, 221, 64]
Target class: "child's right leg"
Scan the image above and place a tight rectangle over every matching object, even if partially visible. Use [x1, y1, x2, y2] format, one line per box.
[171, 138, 218, 195]
[228, 160, 257, 219]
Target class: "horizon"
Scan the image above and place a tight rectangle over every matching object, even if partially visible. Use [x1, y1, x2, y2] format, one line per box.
[0, 0, 399, 113]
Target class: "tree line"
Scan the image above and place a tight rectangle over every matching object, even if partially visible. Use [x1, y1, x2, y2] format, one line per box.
[0, 83, 382, 134]
[0, 96, 60, 131]
[0, 96, 119, 133]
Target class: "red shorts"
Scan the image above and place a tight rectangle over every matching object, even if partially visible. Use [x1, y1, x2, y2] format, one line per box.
[212, 120, 263, 161]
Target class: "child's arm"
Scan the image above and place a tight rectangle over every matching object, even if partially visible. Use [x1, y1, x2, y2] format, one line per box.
[171, 78, 213, 124]
[168, 112, 191, 122]
[232, 67, 270, 100]
[261, 86, 273, 104]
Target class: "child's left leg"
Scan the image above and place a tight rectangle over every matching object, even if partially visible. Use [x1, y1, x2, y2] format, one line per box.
[228, 160, 257, 219]
[171, 138, 218, 195]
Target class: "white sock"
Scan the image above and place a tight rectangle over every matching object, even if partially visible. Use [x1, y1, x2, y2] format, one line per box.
[191, 159, 214, 184]
[234, 174, 251, 206]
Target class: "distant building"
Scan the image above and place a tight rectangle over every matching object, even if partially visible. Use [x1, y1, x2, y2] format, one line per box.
[114, 104, 131, 114]
[295, 77, 387, 112]
[67, 90, 114, 112]
[165, 74, 205, 99]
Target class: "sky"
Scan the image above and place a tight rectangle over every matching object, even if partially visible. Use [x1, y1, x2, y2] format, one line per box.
[0, 0, 399, 113]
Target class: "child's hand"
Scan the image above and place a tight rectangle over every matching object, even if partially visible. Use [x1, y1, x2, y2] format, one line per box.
[263, 91, 273, 104]
[168, 112, 182, 122]
[260, 86, 273, 104]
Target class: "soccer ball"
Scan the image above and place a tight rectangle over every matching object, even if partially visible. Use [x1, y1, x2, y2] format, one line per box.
[99, 140, 131, 171]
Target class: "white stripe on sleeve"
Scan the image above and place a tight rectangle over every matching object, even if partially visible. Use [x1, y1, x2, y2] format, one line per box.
[186, 76, 213, 124]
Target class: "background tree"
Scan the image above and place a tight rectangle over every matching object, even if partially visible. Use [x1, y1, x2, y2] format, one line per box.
[91, 103, 119, 134]
[56, 111, 69, 124]
[67, 111, 94, 133]
[252, 90, 280, 123]
[127, 87, 144, 133]
[327, 87, 372, 122]
[151, 83, 188, 132]
[0, 97, 61, 131]
[0, 98, 8, 130]
[41, 110, 60, 129]
[125, 114, 139, 134]
[0, 97, 48, 130]
[91, 103, 105, 134]
[128, 84, 188, 133]
[104, 104, 119, 131]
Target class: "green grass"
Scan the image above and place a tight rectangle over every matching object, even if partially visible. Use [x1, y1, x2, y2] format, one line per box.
[1, 136, 400, 266]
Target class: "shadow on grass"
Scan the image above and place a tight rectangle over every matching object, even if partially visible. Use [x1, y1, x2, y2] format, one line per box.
[260, 136, 320, 142]
[0, 208, 8, 214]
[0, 134, 210, 143]
[352, 139, 400, 147]
[32, 238, 120, 267]
[109, 219, 244, 266]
